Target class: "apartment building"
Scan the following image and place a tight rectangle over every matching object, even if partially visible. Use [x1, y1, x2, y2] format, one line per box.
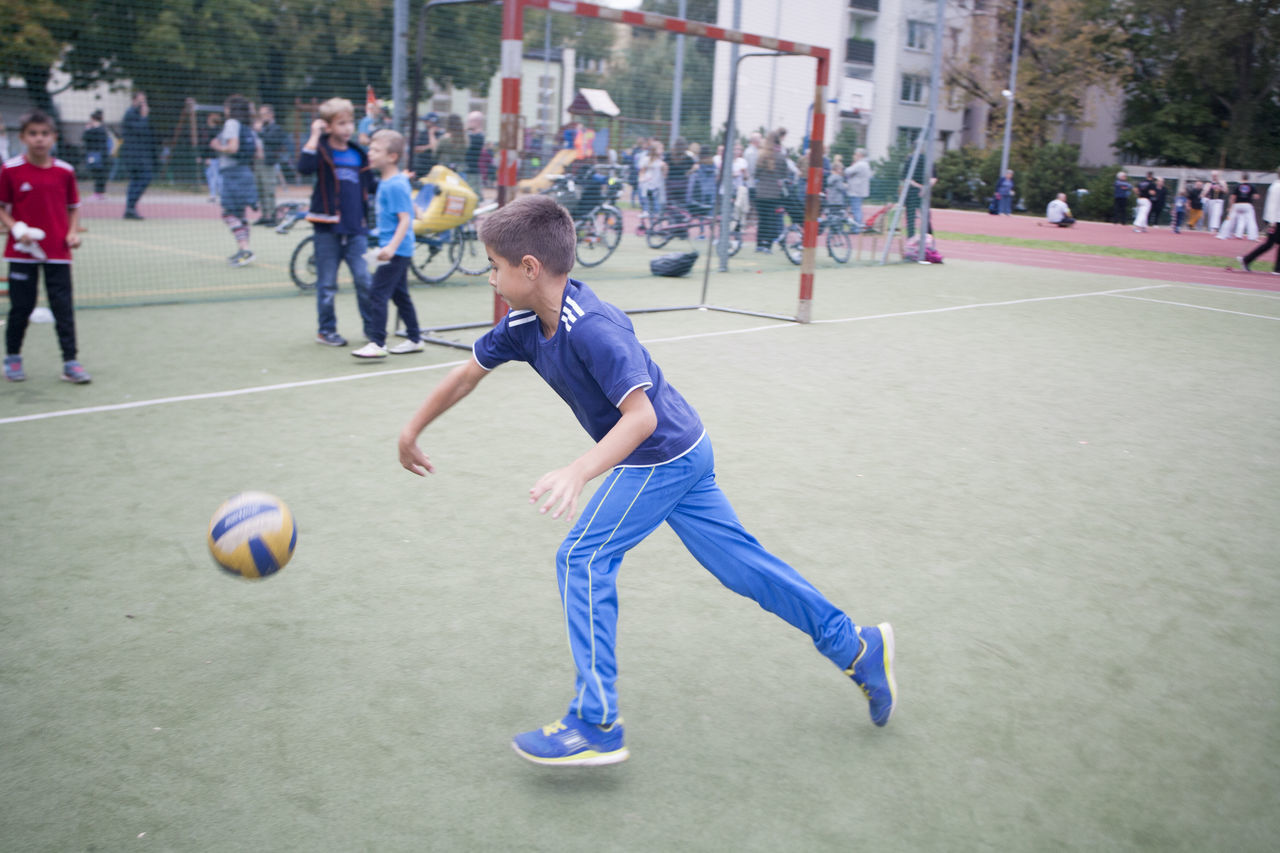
[713, 0, 974, 161]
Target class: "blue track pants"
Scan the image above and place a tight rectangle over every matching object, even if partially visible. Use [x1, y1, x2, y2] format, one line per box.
[557, 434, 861, 725]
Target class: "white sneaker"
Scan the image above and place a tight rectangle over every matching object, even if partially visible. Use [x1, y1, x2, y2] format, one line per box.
[388, 339, 425, 354]
[351, 342, 388, 359]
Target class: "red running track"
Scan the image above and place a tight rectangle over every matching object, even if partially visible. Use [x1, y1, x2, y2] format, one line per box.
[930, 209, 1280, 292]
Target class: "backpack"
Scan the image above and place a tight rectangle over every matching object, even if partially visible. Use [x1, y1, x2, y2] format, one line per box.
[650, 250, 699, 277]
[903, 235, 943, 264]
[235, 122, 258, 166]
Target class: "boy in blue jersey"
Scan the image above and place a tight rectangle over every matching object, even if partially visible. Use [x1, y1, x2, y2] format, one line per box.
[397, 195, 895, 767]
[350, 129, 423, 358]
[297, 98, 376, 347]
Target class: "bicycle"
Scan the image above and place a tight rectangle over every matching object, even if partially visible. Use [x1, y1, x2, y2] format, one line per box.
[644, 201, 743, 256]
[779, 202, 855, 265]
[542, 167, 626, 267]
[286, 200, 496, 290]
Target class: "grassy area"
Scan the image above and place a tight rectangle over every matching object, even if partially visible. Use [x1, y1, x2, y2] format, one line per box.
[935, 230, 1229, 268]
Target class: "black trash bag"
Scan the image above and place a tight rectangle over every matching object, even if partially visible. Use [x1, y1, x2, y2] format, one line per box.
[650, 250, 699, 277]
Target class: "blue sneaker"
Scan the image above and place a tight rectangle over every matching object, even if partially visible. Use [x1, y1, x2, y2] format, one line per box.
[60, 360, 91, 384]
[845, 623, 897, 726]
[315, 331, 347, 347]
[512, 715, 629, 767]
[4, 355, 25, 382]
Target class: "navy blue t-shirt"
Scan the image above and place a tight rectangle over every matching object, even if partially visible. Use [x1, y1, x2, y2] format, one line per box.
[473, 280, 705, 467]
[320, 146, 367, 235]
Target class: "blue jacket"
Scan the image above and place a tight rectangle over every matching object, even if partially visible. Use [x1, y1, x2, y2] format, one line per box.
[296, 135, 375, 227]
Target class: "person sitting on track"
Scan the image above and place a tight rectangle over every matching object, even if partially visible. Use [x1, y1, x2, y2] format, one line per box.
[1045, 193, 1076, 228]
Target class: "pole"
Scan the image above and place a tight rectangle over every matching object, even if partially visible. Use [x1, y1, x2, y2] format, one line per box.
[766, 0, 782, 130]
[714, 0, 743, 272]
[919, 0, 945, 241]
[669, 0, 687, 148]
[998, 0, 1024, 179]
[409, 2, 428, 163]
[392, 0, 409, 133]
[543, 13, 553, 145]
[797, 53, 828, 323]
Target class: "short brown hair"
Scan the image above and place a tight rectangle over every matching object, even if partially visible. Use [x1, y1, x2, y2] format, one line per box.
[371, 128, 405, 164]
[479, 195, 576, 276]
[318, 97, 355, 123]
[19, 110, 56, 134]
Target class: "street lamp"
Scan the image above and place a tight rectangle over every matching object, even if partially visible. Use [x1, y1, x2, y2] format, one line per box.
[998, 0, 1024, 180]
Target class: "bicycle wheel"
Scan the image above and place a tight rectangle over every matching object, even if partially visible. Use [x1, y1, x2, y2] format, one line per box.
[454, 223, 489, 276]
[826, 221, 853, 264]
[411, 232, 461, 284]
[646, 215, 676, 249]
[780, 224, 804, 265]
[575, 206, 624, 267]
[289, 235, 317, 290]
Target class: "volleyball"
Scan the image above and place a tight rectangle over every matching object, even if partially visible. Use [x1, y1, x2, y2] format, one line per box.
[207, 492, 297, 579]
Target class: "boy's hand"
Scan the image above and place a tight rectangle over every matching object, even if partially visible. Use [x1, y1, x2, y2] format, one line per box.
[66, 233, 81, 250]
[398, 437, 435, 477]
[530, 465, 587, 522]
[309, 119, 327, 136]
[376, 246, 393, 262]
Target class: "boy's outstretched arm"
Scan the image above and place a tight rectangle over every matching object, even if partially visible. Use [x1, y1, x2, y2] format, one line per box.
[398, 359, 489, 476]
[530, 387, 657, 522]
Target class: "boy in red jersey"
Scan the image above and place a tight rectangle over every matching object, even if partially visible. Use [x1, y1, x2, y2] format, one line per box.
[0, 111, 89, 383]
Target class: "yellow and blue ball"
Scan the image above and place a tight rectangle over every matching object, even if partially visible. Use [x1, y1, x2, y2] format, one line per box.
[207, 492, 297, 579]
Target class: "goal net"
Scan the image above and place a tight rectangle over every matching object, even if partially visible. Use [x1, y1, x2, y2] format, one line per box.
[3, 0, 933, 337]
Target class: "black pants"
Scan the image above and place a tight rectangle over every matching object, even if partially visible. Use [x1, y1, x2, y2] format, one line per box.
[1243, 227, 1280, 272]
[1112, 198, 1128, 224]
[125, 162, 152, 212]
[359, 255, 419, 346]
[90, 162, 109, 194]
[6, 262, 77, 361]
[754, 196, 784, 247]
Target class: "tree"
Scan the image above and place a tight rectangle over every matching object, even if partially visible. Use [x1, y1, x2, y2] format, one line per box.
[0, 0, 69, 119]
[1112, 0, 1280, 168]
[577, 0, 718, 145]
[8, 0, 504, 132]
[947, 0, 1127, 162]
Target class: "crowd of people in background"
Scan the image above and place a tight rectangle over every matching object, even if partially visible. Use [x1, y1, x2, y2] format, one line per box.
[1108, 168, 1269, 241]
[1, 97, 1276, 283]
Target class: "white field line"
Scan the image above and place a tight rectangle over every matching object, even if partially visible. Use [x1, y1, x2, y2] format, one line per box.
[0, 360, 469, 425]
[1170, 282, 1280, 301]
[1105, 293, 1280, 321]
[3, 282, 1253, 427]
[810, 283, 1170, 325]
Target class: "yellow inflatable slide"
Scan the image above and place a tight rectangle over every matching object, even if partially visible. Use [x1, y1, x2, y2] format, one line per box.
[516, 148, 580, 195]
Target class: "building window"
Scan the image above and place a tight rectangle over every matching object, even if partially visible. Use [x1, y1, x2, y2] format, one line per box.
[896, 126, 922, 150]
[900, 74, 926, 104]
[906, 21, 933, 51]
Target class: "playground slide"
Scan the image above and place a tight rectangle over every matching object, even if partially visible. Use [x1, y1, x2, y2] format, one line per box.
[516, 148, 580, 194]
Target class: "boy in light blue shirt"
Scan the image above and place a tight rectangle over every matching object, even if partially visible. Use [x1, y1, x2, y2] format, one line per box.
[351, 129, 424, 358]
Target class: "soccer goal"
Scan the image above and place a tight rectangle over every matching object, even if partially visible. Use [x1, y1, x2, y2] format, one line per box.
[404, 0, 836, 350]
[37, 0, 918, 333]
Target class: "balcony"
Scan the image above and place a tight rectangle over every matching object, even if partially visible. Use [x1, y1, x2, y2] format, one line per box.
[849, 0, 879, 12]
[846, 37, 875, 65]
